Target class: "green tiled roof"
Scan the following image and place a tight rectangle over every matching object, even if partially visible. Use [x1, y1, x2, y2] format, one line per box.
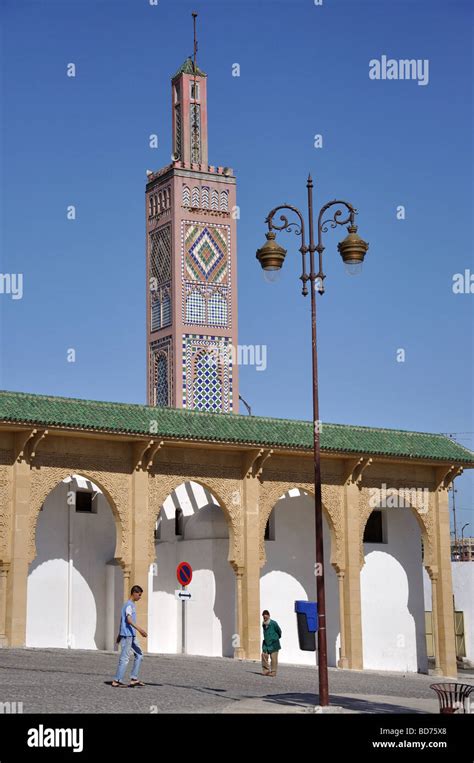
[0, 391, 473, 465]
[172, 57, 206, 79]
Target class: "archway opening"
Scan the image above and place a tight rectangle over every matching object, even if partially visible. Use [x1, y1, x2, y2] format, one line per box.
[260, 488, 340, 666]
[26, 474, 123, 650]
[148, 480, 235, 657]
[361, 504, 428, 673]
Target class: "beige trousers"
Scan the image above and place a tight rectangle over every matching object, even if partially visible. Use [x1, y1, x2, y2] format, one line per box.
[262, 650, 278, 675]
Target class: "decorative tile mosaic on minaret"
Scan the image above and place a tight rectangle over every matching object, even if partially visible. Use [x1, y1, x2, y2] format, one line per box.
[146, 41, 238, 413]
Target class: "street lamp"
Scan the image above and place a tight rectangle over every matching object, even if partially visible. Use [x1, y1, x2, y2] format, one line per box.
[256, 175, 369, 707]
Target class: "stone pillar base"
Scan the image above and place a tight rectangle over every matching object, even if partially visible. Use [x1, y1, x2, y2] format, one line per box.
[0, 635, 9, 648]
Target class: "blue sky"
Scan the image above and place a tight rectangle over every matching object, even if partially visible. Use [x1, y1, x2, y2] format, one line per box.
[1, 0, 472, 524]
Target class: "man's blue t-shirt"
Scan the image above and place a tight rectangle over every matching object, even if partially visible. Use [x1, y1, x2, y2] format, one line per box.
[119, 600, 137, 638]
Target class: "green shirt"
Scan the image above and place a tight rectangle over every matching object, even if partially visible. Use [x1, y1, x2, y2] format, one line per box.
[262, 619, 282, 653]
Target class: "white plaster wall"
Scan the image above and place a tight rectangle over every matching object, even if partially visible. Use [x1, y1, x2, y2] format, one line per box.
[423, 568, 432, 611]
[451, 563, 474, 662]
[26, 477, 120, 650]
[424, 563, 474, 662]
[148, 481, 235, 657]
[260, 491, 340, 667]
[361, 507, 428, 672]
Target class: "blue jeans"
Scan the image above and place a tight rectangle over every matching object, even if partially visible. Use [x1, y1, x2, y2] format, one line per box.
[114, 637, 143, 682]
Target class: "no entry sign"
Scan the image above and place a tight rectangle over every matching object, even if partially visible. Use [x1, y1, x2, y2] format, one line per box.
[176, 561, 193, 587]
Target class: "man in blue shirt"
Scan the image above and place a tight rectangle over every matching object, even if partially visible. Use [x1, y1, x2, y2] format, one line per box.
[112, 585, 148, 687]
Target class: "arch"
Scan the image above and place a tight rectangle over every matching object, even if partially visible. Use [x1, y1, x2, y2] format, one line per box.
[259, 486, 341, 666]
[28, 468, 129, 567]
[220, 190, 229, 212]
[191, 187, 200, 208]
[201, 186, 210, 209]
[259, 483, 341, 570]
[211, 189, 219, 210]
[26, 474, 123, 650]
[359, 488, 434, 571]
[360, 505, 429, 673]
[148, 478, 238, 657]
[182, 186, 191, 207]
[148, 473, 241, 568]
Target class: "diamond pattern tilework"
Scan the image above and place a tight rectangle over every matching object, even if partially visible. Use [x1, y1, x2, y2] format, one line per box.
[185, 224, 228, 283]
[192, 351, 221, 411]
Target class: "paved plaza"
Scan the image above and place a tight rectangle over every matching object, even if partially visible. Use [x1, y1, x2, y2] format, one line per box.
[1, 648, 472, 714]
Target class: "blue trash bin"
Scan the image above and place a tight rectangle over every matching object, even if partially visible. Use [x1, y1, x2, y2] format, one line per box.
[295, 601, 318, 651]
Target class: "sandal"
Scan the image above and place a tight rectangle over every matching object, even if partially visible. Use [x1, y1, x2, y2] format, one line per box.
[129, 679, 146, 687]
[111, 681, 127, 688]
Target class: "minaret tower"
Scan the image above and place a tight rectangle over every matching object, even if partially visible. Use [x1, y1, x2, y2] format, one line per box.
[146, 14, 238, 413]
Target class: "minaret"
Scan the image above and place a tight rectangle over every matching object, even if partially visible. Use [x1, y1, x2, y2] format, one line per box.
[146, 16, 238, 413]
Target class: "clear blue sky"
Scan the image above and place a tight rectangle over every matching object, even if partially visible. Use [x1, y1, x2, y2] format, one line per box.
[1, 0, 472, 525]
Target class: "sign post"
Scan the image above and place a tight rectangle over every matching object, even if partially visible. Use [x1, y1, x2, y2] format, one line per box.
[176, 562, 193, 655]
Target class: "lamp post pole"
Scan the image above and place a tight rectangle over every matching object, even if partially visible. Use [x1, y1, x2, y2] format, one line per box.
[461, 523, 470, 560]
[256, 175, 369, 706]
[307, 176, 329, 705]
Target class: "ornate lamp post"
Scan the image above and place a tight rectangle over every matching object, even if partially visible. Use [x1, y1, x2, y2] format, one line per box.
[256, 175, 369, 706]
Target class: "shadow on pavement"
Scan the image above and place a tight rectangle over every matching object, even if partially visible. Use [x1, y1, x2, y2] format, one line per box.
[259, 692, 431, 714]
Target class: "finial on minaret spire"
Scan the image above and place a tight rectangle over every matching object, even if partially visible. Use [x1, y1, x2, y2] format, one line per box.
[192, 12, 198, 73]
[170, 13, 208, 166]
[190, 12, 200, 164]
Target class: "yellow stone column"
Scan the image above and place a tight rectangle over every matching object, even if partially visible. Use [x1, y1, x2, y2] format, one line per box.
[130, 468, 153, 653]
[433, 488, 457, 676]
[233, 567, 245, 659]
[427, 569, 442, 675]
[122, 565, 132, 601]
[0, 562, 10, 646]
[341, 479, 363, 669]
[240, 473, 261, 660]
[6, 460, 32, 647]
[336, 570, 349, 668]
